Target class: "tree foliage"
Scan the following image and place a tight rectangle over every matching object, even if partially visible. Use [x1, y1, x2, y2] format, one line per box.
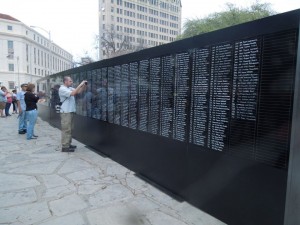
[178, 2, 276, 39]
[99, 29, 133, 58]
[95, 28, 149, 59]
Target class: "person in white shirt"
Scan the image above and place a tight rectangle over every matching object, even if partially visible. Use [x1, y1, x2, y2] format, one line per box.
[59, 76, 87, 152]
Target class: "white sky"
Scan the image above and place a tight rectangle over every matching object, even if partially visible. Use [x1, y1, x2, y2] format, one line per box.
[1, 0, 300, 61]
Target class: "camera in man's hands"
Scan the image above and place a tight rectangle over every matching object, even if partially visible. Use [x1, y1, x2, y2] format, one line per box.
[85, 81, 88, 85]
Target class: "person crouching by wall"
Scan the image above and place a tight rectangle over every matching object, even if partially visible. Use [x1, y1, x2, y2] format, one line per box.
[17, 83, 28, 134]
[24, 83, 44, 140]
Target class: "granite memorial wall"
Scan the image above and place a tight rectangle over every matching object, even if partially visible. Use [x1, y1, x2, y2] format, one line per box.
[37, 9, 300, 225]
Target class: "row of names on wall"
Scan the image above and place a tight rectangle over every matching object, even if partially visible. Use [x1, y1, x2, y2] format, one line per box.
[71, 38, 261, 152]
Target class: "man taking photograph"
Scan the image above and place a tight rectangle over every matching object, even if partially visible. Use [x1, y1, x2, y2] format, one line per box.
[59, 76, 87, 152]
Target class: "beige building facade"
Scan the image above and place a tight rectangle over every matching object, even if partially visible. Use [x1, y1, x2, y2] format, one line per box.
[98, 0, 182, 59]
[0, 13, 73, 90]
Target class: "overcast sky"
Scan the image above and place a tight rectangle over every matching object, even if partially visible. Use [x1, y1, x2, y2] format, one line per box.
[1, 0, 300, 61]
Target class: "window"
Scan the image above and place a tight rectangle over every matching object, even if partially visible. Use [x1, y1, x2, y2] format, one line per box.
[7, 40, 14, 58]
[38, 50, 40, 65]
[26, 44, 29, 62]
[44, 52, 47, 68]
[7, 40, 14, 49]
[41, 50, 43, 66]
[7, 25, 13, 30]
[34, 48, 36, 64]
[8, 81, 15, 89]
[8, 64, 14, 71]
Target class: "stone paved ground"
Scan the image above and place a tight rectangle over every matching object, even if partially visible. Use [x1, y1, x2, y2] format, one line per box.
[0, 113, 226, 225]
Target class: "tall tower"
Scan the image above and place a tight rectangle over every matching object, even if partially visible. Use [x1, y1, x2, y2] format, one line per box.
[98, 0, 182, 59]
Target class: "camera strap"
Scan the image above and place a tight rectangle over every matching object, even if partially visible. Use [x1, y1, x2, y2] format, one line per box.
[60, 96, 69, 105]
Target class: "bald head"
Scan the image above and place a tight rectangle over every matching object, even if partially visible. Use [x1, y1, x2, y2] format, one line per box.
[63, 76, 73, 87]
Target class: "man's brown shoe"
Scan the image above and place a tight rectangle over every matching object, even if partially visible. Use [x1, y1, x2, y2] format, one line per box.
[62, 147, 75, 152]
[70, 145, 77, 149]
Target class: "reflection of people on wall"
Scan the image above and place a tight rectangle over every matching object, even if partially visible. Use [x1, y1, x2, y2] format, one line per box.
[50, 84, 60, 109]
[91, 84, 101, 119]
[74, 79, 86, 116]
[98, 79, 108, 121]
[107, 85, 114, 122]
[83, 83, 92, 117]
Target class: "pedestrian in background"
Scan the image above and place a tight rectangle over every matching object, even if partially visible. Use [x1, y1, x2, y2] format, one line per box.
[12, 90, 18, 114]
[59, 76, 87, 152]
[24, 83, 44, 140]
[0, 86, 6, 118]
[17, 83, 28, 134]
[4, 87, 12, 117]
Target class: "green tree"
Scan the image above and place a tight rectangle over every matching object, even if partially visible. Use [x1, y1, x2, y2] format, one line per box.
[178, 2, 276, 39]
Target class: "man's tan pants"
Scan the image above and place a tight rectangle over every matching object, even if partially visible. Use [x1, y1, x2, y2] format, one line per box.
[61, 113, 74, 148]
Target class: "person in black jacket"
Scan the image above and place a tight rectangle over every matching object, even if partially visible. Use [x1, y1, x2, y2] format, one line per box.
[24, 83, 44, 140]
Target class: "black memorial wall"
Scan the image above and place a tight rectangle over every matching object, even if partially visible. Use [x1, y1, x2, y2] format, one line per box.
[37, 9, 300, 225]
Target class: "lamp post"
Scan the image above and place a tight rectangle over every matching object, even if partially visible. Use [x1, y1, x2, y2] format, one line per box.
[17, 56, 20, 90]
[30, 26, 52, 76]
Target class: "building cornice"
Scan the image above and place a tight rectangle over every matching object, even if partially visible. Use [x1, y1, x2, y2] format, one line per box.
[0, 13, 20, 22]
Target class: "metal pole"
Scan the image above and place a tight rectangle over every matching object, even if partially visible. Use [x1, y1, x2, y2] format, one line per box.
[17, 56, 20, 90]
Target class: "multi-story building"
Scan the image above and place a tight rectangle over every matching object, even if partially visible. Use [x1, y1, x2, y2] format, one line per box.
[0, 13, 73, 90]
[98, 0, 182, 59]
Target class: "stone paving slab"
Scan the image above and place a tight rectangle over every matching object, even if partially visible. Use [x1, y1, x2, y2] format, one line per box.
[0, 114, 227, 225]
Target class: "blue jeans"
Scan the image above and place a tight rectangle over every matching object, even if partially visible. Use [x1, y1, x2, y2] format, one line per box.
[26, 110, 38, 140]
[5, 103, 11, 116]
[18, 110, 27, 131]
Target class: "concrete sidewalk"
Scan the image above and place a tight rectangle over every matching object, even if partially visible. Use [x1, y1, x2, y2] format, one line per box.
[0, 113, 226, 225]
